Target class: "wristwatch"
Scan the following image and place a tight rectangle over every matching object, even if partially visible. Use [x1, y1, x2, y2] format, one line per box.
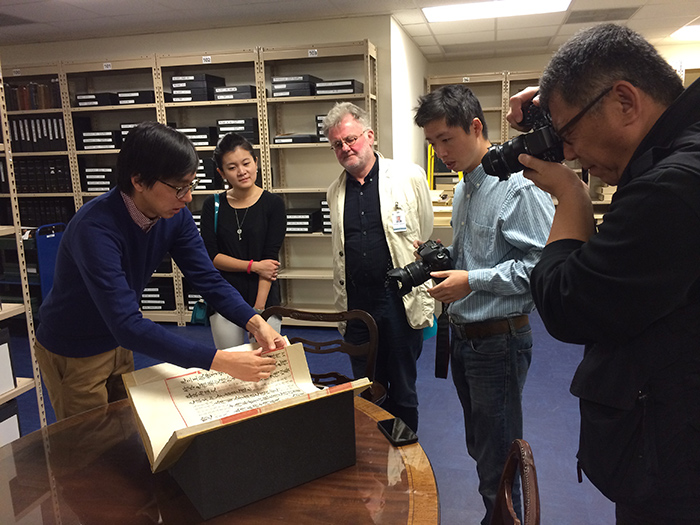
[254, 308, 264, 314]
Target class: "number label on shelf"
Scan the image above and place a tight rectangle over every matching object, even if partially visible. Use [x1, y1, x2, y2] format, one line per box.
[103, 62, 113, 70]
[12, 69, 21, 76]
[462, 77, 470, 83]
[202, 56, 212, 64]
[308, 49, 318, 58]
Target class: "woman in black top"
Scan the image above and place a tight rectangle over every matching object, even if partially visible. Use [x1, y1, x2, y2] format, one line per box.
[201, 133, 286, 348]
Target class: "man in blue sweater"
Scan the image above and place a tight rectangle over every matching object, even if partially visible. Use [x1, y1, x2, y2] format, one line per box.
[35, 122, 282, 420]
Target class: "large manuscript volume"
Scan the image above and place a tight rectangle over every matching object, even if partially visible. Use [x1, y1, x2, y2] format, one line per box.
[123, 342, 369, 473]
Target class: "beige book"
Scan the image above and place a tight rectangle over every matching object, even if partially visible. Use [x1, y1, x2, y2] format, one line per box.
[123, 341, 369, 472]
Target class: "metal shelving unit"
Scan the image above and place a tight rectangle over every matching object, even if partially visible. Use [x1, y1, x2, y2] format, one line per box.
[0, 58, 48, 428]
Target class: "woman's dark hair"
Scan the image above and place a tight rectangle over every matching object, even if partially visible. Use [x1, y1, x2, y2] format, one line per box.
[213, 133, 257, 170]
[116, 121, 199, 194]
[414, 84, 489, 140]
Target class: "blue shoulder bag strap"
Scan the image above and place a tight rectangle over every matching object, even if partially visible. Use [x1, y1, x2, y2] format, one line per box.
[214, 192, 220, 234]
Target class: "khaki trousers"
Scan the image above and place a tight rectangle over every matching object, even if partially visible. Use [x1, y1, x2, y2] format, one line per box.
[34, 339, 134, 421]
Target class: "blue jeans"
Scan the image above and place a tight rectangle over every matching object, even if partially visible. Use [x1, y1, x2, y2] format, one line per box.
[346, 283, 423, 431]
[450, 321, 532, 525]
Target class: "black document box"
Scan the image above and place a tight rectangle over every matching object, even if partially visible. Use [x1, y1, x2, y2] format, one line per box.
[168, 390, 356, 519]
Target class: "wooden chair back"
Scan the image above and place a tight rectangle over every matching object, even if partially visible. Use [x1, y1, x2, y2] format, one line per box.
[490, 438, 540, 525]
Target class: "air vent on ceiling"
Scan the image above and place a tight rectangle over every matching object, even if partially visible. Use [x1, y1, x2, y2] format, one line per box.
[0, 14, 34, 27]
[565, 8, 640, 25]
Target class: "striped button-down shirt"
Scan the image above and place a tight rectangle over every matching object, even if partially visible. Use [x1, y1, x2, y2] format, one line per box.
[448, 164, 555, 324]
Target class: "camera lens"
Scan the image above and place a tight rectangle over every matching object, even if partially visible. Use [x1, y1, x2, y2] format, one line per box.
[482, 127, 564, 180]
[387, 261, 430, 297]
[482, 137, 528, 180]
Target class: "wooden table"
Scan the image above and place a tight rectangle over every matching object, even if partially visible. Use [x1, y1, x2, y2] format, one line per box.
[0, 396, 439, 524]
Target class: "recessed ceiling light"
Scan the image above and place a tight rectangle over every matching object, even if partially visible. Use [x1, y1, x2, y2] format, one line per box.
[423, 0, 571, 23]
[671, 25, 700, 41]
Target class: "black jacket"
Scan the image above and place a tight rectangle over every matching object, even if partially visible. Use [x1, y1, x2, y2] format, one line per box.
[531, 79, 700, 508]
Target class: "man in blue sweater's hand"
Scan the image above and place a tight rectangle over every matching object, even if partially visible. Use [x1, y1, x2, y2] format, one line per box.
[34, 121, 283, 421]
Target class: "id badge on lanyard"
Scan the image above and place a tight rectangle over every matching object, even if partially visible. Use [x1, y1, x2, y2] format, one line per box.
[392, 202, 407, 232]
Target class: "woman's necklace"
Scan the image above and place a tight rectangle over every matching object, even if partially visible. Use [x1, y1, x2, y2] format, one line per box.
[233, 206, 249, 241]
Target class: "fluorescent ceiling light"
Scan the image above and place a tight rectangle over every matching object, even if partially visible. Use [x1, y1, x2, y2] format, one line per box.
[671, 25, 700, 41]
[423, 0, 571, 22]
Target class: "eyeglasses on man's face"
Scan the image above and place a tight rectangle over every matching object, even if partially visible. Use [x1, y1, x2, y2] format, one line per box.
[330, 129, 368, 151]
[158, 178, 199, 199]
[556, 86, 613, 143]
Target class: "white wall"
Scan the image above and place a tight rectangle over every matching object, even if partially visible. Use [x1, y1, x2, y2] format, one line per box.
[389, 19, 429, 167]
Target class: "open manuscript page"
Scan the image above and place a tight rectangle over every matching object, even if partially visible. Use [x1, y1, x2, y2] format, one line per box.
[123, 342, 369, 472]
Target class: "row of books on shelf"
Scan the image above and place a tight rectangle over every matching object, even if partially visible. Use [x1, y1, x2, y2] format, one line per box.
[75, 90, 163, 107]
[170, 75, 257, 102]
[286, 201, 331, 234]
[139, 276, 211, 312]
[0, 198, 75, 228]
[7, 115, 68, 152]
[14, 157, 72, 193]
[4, 80, 62, 111]
[272, 115, 330, 145]
[74, 118, 260, 151]
[271, 74, 363, 98]
[4, 71, 364, 113]
[140, 277, 176, 311]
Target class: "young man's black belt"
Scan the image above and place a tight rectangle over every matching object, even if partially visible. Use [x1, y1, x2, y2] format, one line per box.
[451, 314, 529, 340]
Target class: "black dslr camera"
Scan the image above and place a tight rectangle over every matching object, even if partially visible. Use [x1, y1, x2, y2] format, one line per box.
[481, 100, 564, 181]
[387, 240, 453, 297]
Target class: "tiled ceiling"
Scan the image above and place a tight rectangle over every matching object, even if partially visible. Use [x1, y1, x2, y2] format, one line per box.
[0, 0, 697, 61]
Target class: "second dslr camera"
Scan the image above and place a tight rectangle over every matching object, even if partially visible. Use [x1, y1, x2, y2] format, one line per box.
[481, 100, 564, 181]
[386, 240, 453, 297]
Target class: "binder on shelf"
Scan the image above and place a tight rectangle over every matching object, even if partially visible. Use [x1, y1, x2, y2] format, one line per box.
[217, 118, 260, 144]
[271, 74, 322, 84]
[123, 342, 368, 519]
[117, 90, 156, 104]
[214, 85, 256, 99]
[170, 74, 224, 102]
[175, 127, 217, 147]
[78, 130, 121, 150]
[80, 165, 115, 193]
[170, 74, 225, 88]
[285, 208, 322, 233]
[140, 277, 176, 311]
[273, 133, 319, 144]
[195, 158, 219, 190]
[272, 88, 314, 98]
[321, 199, 332, 234]
[315, 79, 363, 95]
[75, 92, 120, 107]
[271, 81, 315, 93]
[316, 114, 327, 140]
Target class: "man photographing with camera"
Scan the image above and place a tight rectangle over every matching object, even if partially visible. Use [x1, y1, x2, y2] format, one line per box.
[508, 23, 700, 524]
[414, 85, 554, 525]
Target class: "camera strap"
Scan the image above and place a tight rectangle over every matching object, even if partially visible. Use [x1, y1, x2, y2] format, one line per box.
[435, 302, 450, 379]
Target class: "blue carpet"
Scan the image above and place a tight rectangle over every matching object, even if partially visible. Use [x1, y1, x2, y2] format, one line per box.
[8, 311, 614, 524]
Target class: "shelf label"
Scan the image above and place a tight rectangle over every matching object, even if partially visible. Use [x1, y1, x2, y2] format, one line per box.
[12, 69, 21, 76]
[202, 55, 212, 64]
[308, 49, 318, 58]
[462, 77, 470, 83]
[103, 62, 113, 70]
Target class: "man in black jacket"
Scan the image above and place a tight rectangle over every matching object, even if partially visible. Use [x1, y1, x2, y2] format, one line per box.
[507, 23, 700, 524]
